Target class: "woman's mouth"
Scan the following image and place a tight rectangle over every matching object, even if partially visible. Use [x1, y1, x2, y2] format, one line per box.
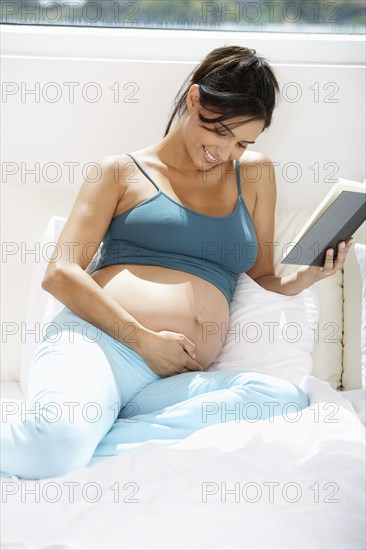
[202, 145, 218, 164]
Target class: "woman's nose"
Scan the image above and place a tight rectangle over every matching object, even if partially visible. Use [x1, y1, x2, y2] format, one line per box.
[217, 145, 240, 162]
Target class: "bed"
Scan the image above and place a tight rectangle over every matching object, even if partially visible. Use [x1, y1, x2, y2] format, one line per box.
[1, 188, 365, 549]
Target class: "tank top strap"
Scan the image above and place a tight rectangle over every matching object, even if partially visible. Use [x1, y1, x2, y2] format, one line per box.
[124, 153, 160, 192]
[235, 159, 243, 199]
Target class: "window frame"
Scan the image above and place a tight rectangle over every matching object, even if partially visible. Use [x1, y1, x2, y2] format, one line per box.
[1, 24, 365, 64]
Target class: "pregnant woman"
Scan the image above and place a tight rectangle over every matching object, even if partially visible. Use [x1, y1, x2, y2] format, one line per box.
[1, 46, 353, 480]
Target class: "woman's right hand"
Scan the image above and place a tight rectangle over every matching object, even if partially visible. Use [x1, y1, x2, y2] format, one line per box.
[135, 328, 204, 378]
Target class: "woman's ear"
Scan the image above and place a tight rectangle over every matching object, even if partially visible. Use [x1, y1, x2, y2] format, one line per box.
[186, 84, 200, 113]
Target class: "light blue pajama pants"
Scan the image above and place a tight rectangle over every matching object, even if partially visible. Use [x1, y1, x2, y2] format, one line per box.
[1, 306, 309, 480]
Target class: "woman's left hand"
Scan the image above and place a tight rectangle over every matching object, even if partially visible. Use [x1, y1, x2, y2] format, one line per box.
[299, 236, 354, 284]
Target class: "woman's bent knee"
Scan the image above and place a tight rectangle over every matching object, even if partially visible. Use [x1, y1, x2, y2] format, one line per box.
[7, 418, 95, 480]
[232, 374, 310, 421]
[266, 381, 310, 419]
[293, 385, 310, 410]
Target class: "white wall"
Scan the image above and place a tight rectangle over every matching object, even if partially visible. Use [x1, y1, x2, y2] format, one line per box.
[1, 25, 365, 380]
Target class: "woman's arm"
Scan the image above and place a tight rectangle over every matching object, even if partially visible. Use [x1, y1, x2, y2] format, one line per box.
[42, 156, 150, 352]
[42, 156, 203, 376]
[244, 157, 353, 294]
[255, 239, 354, 295]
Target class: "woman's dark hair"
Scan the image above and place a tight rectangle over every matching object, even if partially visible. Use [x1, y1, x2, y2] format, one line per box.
[164, 45, 280, 137]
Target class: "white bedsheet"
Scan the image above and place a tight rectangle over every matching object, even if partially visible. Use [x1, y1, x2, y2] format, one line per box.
[1, 375, 365, 550]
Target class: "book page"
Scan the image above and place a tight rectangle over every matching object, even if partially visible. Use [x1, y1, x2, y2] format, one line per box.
[288, 180, 365, 249]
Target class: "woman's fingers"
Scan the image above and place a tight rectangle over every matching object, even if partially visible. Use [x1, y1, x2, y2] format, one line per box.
[334, 237, 354, 266]
[322, 247, 335, 273]
[181, 337, 204, 370]
[183, 356, 204, 372]
[141, 330, 204, 376]
[182, 337, 197, 359]
[322, 237, 354, 275]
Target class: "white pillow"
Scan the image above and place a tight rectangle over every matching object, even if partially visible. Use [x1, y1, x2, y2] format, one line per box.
[207, 273, 320, 386]
[354, 243, 366, 389]
[20, 216, 63, 396]
[274, 208, 343, 390]
[20, 215, 99, 397]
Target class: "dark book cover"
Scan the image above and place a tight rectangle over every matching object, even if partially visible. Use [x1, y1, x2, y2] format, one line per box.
[281, 191, 366, 266]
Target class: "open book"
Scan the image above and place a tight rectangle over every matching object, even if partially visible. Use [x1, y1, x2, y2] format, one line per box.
[281, 179, 366, 266]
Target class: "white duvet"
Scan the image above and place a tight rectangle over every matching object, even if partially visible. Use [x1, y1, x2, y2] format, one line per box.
[1, 375, 365, 550]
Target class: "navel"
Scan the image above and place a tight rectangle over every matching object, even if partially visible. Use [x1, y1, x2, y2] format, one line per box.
[194, 314, 203, 326]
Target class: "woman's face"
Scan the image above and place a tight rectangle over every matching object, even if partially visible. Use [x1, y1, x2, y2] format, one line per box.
[182, 84, 265, 169]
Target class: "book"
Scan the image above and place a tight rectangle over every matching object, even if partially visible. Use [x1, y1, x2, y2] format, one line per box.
[281, 179, 366, 266]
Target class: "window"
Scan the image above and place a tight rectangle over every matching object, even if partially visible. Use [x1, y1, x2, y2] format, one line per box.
[0, 0, 365, 34]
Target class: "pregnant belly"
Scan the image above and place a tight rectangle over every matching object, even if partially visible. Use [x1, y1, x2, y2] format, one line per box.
[90, 264, 230, 368]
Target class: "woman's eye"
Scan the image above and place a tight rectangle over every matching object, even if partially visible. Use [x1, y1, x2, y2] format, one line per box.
[214, 128, 247, 148]
[214, 128, 227, 137]
[205, 126, 247, 149]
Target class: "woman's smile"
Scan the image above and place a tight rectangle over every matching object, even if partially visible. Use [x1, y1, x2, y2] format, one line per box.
[202, 145, 219, 164]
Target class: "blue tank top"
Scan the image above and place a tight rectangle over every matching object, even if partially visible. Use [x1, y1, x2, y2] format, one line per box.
[90, 154, 258, 304]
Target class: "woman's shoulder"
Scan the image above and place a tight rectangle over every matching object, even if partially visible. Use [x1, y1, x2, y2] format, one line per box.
[99, 153, 133, 171]
[239, 151, 276, 207]
[100, 152, 143, 180]
[237, 151, 275, 192]
[238, 150, 273, 168]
